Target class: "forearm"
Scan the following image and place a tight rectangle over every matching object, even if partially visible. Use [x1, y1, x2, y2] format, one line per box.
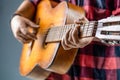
[14, 0, 35, 20]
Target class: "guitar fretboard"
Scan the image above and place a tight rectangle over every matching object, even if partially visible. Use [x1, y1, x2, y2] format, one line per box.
[45, 21, 97, 43]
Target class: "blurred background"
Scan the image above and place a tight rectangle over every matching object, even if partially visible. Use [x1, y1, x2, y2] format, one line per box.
[0, 0, 31, 80]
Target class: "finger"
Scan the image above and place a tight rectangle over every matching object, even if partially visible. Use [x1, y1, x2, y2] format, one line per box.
[71, 26, 80, 45]
[68, 28, 74, 43]
[61, 38, 71, 50]
[18, 37, 32, 43]
[32, 28, 38, 34]
[64, 38, 77, 48]
[62, 30, 77, 49]
[74, 17, 88, 24]
[17, 37, 26, 43]
[67, 28, 81, 48]
[64, 30, 71, 46]
[74, 18, 83, 23]
[20, 25, 27, 34]
[77, 37, 94, 48]
[17, 31, 33, 43]
[68, 28, 78, 46]
[25, 32, 37, 40]
[61, 30, 72, 50]
[20, 27, 37, 40]
[75, 21, 83, 24]
[18, 31, 31, 40]
[17, 34, 30, 43]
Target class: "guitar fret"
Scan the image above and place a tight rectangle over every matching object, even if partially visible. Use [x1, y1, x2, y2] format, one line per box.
[59, 26, 62, 40]
[81, 21, 98, 37]
[86, 23, 89, 37]
[56, 27, 62, 41]
[82, 23, 89, 37]
[89, 22, 97, 37]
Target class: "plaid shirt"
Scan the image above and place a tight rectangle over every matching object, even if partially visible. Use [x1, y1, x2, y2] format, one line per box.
[30, 0, 120, 80]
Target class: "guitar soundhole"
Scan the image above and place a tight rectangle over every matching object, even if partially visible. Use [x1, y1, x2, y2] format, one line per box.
[101, 31, 120, 35]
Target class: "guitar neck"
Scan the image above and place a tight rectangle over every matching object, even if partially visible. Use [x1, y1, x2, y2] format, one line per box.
[45, 19, 120, 43]
[45, 21, 98, 43]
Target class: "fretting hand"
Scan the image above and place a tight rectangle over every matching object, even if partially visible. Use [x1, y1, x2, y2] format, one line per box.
[61, 18, 98, 50]
[10, 15, 39, 43]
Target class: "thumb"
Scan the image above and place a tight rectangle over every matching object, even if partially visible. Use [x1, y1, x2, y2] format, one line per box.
[26, 19, 39, 28]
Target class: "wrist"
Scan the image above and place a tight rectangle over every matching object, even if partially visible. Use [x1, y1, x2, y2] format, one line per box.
[14, 0, 35, 20]
[12, 13, 21, 18]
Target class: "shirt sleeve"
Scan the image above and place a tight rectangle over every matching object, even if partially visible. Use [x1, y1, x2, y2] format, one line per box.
[29, 0, 61, 6]
[29, 0, 39, 6]
[112, 0, 120, 15]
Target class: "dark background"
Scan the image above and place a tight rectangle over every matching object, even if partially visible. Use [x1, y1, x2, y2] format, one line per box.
[0, 0, 31, 80]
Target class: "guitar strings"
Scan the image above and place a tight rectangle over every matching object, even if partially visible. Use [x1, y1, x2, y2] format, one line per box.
[37, 21, 120, 31]
[36, 21, 120, 37]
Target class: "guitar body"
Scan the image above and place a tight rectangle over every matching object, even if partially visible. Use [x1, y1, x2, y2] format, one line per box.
[20, 0, 86, 79]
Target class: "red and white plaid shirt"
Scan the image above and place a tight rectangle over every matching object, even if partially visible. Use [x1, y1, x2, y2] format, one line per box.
[30, 0, 120, 80]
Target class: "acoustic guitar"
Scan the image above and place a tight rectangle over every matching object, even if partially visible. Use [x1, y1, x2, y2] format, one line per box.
[19, 0, 120, 80]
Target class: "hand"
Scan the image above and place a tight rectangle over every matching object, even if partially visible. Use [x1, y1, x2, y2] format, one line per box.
[61, 18, 98, 50]
[10, 15, 39, 43]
